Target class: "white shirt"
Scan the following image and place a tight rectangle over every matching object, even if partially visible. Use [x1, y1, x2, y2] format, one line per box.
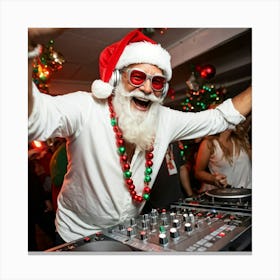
[28, 85, 245, 241]
[207, 139, 252, 188]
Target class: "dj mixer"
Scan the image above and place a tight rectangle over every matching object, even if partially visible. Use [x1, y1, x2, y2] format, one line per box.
[47, 188, 252, 253]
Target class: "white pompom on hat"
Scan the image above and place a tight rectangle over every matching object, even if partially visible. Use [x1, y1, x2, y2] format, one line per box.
[91, 29, 172, 99]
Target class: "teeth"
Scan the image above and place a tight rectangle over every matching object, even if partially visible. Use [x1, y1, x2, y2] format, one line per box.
[136, 97, 149, 103]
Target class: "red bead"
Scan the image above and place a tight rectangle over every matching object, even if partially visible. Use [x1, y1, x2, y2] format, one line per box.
[123, 163, 130, 170]
[116, 132, 123, 139]
[132, 194, 138, 201]
[117, 139, 124, 146]
[126, 178, 133, 185]
[130, 190, 136, 196]
[128, 184, 135, 191]
[143, 187, 150, 193]
[121, 155, 128, 162]
[110, 112, 116, 118]
[137, 196, 143, 202]
[146, 160, 153, 167]
[113, 126, 119, 133]
[146, 152, 153, 160]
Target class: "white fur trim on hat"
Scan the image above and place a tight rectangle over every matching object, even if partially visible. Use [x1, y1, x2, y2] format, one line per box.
[91, 79, 113, 99]
[116, 41, 172, 81]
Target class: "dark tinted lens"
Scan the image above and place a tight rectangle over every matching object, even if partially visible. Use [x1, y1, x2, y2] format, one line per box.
[129, 70, 146, 86]
[151, 76, 166, 90]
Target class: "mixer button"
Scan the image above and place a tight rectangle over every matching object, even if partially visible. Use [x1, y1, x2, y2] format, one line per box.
[94, 232, 104, 241]
[197, 246, 207, 252]
[83, 236, 91, 242]
[196, 239, 207, 246]
[204, 242, 213, 248]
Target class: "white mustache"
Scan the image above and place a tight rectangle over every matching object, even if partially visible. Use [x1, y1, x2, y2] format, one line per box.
[128, 89, 162, 103]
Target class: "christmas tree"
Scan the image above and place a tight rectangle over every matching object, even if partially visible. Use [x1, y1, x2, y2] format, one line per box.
[181, 64, 227, 112]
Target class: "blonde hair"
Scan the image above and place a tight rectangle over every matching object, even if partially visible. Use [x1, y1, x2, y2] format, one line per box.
[207, 122, 251, 164]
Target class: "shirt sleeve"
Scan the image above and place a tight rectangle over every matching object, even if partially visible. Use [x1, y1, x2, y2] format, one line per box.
[28, 83, 93, 141]
[159, 98, 246, 143]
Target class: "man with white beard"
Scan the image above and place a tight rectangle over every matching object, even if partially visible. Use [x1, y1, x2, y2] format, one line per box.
[28, 28, 251, 245]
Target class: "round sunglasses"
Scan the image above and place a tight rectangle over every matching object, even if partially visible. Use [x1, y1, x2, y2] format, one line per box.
[124, 68, 167, 92]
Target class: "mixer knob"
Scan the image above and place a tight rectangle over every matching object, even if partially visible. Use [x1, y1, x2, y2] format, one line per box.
[172, 219, 180, 228]
[183, 213, 188, 222]
[161, 211, 167, 219]
[159, 233, 168, 245]
[170, 227, 180, 239]
[184, 222, 193, 232]
[170, 212, 176, 221]
[143, 214, 149, 221]
[189, 213, 195, 223]
[140, 230, 148, 241]
[161, 218, 168, 226]
[151, 209, 158, 216]
[127, 227, 134, 237]
[151, 216, 157, 224]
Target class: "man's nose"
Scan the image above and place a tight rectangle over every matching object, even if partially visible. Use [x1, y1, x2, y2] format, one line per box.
[140, 79, 153, 94]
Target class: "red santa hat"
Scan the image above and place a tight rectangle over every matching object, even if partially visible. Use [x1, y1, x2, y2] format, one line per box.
[91, 29, 172, 99]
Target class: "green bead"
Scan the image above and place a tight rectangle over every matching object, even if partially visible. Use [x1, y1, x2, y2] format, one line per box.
[143, 193, 150, 200]
[118, 146, 126, 155]
[145, 167, 152, 175]
[111, 118, 117, 126]
[124, 171, 132, 178]
[144, 175, 151, 182]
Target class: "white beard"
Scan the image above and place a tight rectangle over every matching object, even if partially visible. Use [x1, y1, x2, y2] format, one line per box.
[112, 83, 162, 151]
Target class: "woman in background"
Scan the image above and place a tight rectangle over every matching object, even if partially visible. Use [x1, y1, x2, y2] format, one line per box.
[194, 118, 252, 193]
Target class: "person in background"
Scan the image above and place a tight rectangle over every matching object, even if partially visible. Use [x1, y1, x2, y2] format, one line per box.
[28, 28, 251, 244]
[28, 159, 56, 250]
[141, 142, 193, 213]
[194, 119, 252, 192]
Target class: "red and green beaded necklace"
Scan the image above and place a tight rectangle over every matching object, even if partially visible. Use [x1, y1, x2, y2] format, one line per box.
[108, 96, 153, 203]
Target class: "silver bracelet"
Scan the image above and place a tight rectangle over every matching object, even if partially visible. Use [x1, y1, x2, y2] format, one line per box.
[28, 44, 42, 59]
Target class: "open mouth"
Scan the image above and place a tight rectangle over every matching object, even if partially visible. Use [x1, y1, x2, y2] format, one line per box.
[132, 97, 152, 111]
